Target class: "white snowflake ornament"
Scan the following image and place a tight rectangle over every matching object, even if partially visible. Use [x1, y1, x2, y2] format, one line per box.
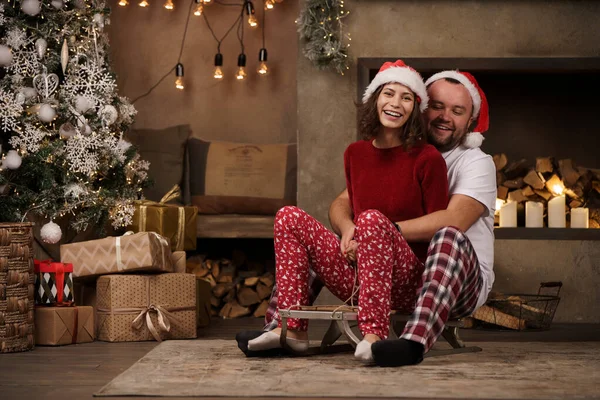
[41, 221, 62, 244]
[0, 89, 23, 131]
[6, 28, 27, 49]
[9, 123, 48, 153]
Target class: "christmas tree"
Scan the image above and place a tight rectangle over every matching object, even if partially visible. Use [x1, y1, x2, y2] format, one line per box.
[0, 0, 149, 242]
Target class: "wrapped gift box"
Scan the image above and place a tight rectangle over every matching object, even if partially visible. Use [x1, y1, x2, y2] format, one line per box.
[196, 277, 211, 328]
[34, 260, 74, 306]
[35, 306, 94, 345]
[172, 251, 186, 273]
[96, 273, 196, 342]
[129, 186, 197, 251]
[60, 232, 173, 278]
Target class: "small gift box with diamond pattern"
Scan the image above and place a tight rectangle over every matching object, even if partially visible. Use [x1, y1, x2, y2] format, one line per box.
[34, 260, 74, 306]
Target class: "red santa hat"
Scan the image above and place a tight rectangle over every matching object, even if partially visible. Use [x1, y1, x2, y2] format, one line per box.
[362, 60, 429, 112]
[424, 70, 489, 148]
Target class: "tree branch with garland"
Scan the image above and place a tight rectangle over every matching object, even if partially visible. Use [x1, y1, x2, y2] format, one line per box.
[297, 0, 350, 75]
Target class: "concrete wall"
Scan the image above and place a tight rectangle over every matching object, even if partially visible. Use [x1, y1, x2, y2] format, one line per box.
[108, 0, 299, 144]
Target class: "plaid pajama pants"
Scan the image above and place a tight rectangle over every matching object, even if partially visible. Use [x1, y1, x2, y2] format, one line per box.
[266, 207, 482, 352]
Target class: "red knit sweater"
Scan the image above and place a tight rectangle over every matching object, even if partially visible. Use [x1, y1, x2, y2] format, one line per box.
[344, 139, 449, 261]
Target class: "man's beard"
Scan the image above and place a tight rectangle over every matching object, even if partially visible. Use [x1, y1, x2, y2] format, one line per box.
[426, 121, 469, 153]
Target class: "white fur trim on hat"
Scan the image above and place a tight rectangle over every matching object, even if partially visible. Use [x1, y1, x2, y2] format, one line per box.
[425, 71, 481, 117]
[362, 67, 429, 112]
[463, 132, 484, 149]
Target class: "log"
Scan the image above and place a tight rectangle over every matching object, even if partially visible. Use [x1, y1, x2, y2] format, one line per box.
[558, 159, 581, 187]
[565, 187, 583, 200]
[472, 305, 526, 330]
[534, 189, 552, 201]
[569, 200, 583, 209]
[508, 190, 528, 203]
[503, 177, 524, 190]
[202, 274, 217, 288]
[496, 171, 506, 187]
[536, 157, 554, 174]
[223, 287, 237, 304]
[244, 277, 260, 287]
[259, 273, 275, 288]
[504, 159, 530, 180]
[217, 265, 235, 283]
[493, 153, 508, 171]
[253, 300, 269, 318]
[545, 174, 564, 196]
[237, 287, 261, 307]
[523, 169, 545, 190]
[212, 283, 233, 298]
[256, 282, 273, 300]
[521, 185, 535, 197]
[219, 302, 233, 318]
[497, 186, 509, 201]
[190, 263, 210, 278]
[210, 307, 219, 317]
[210, 295, 221, 308]
[210, 260, 221, 280]
[228, 301, 252, 318]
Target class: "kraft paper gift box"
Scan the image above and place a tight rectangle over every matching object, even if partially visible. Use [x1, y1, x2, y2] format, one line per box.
[60, 232, 173, 278]
[34, 260, 74, 306]
[171, 251, 186, 273]
[34, 306, 94, 345]
[130, 185, 198, 252]
[96, 273, 197, 342]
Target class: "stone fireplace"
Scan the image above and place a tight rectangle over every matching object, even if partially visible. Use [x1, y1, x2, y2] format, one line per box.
[297, 1, 600, 322]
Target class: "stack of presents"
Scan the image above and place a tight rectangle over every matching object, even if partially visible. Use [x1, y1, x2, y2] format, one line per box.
[34, 192, 211, 346]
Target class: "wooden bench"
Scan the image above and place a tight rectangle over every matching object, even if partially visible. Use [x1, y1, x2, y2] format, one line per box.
[279, 305, 481, 358]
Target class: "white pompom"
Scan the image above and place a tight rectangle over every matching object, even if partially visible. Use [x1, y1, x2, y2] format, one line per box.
[41, 221, 62, 244]
[75, 95, 94, 114]
[4, 150, 22, 170]
[463, 132, 484, 149]
[21, 0, 42, 16]
[0, 45, 13, 67]
[21, 87, 38, 99]
[38, 104, 57, 123]
[51, 0, 64, 9]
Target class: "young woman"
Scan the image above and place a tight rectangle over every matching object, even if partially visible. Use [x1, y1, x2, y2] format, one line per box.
[247, 60, 449, 362]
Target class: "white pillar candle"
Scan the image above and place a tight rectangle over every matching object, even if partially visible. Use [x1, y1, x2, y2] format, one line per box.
[525, 201, 544, 228]
[499, 201, 517, 227]
[570, 207, 589, 228]
[548, 195, 566, 228]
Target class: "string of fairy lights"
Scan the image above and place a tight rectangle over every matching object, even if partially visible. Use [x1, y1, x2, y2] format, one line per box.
[118, 0, 282, 101]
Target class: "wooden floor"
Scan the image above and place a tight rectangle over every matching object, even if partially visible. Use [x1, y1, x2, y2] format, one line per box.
[1, 318, 598, 400]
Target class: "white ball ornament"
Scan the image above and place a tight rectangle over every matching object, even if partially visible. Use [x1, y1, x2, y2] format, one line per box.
[75, 95, 93, 114]
[59, 122, 77, 138]
[100, 105, 118, 125]
[38, 104, 57, 123]
[40, 221, 62, 244]
[4, 150, 22, 170]
[21, 87, 38, 100]
[77, 118, 92, 135]
[0, 45, 13, 67]
[21, 0, 42, 16]
[51, 0, 64, 9]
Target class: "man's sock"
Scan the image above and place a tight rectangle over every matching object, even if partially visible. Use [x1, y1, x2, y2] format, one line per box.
[247, 331, 309, 353]
[371, 338, 425, 367]
[235, 330, 265, 355]
[354, 340, 374, 362]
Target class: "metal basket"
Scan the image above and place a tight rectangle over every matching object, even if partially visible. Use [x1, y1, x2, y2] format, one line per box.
[478, 282, 562, 331]
[0, 222, 35, 353]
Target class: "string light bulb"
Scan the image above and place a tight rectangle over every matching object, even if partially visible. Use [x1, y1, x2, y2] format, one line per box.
[202, 0, 211, 3]
[138, 0, 149, 7]
[245, 1, 258, 27]
[193, 1, 203, 16]
[164, 0, 174, 9]
[213, 53, 223, 79]
[236, 53, 247, 80]
[257, 48, 268, 75]
[118, 0, 128, 6]
[264, 0, 274, 10]
[175, 63, 184, 89]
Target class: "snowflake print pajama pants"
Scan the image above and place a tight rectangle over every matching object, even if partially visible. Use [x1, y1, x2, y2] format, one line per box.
[271, 206, 482, 352]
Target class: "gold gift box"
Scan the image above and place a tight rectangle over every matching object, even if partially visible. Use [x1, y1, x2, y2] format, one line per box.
[130, 186, 197, 251]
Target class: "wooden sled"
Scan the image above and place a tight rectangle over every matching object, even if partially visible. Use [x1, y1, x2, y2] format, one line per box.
[279, 305, 482, 358]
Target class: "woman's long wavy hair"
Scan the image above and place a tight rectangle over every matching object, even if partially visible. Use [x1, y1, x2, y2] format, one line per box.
[357, 84, 425, 151]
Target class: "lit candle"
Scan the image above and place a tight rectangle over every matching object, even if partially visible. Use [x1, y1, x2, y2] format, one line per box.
[499, 201, 517, 227]
[548, 195, 566, 228]
[525, 201, 543, 228]
[570, 207, 589, 228]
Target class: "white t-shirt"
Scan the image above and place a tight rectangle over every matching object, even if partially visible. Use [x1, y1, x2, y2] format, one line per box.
[442, 145, 497, 309]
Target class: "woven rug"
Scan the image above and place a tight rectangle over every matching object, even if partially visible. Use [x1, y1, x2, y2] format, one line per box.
[95, 340, 600, 398]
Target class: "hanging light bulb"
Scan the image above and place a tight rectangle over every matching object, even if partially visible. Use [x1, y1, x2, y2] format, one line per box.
[257, 48, 268, 76]
[236, 53, 247, 80]
[118, 0, 128, 6]
[193, 2, 203, 15]
[175, 63, 184, 90]
[164, 0, 174, 9]
[202, 0, 211, 3]
[138, 0, 149, 7]
[264, 0, 274, 10]
[245, 1, 258, 27]
[213, 53, 223, 79]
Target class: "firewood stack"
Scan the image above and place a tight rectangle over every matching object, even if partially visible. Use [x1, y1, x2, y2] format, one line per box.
[493, 154, 600, 227]
[186, 251, 275, 319]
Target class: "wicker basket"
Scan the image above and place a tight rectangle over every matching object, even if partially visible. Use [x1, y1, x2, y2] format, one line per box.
[0, 222, 35, 353]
